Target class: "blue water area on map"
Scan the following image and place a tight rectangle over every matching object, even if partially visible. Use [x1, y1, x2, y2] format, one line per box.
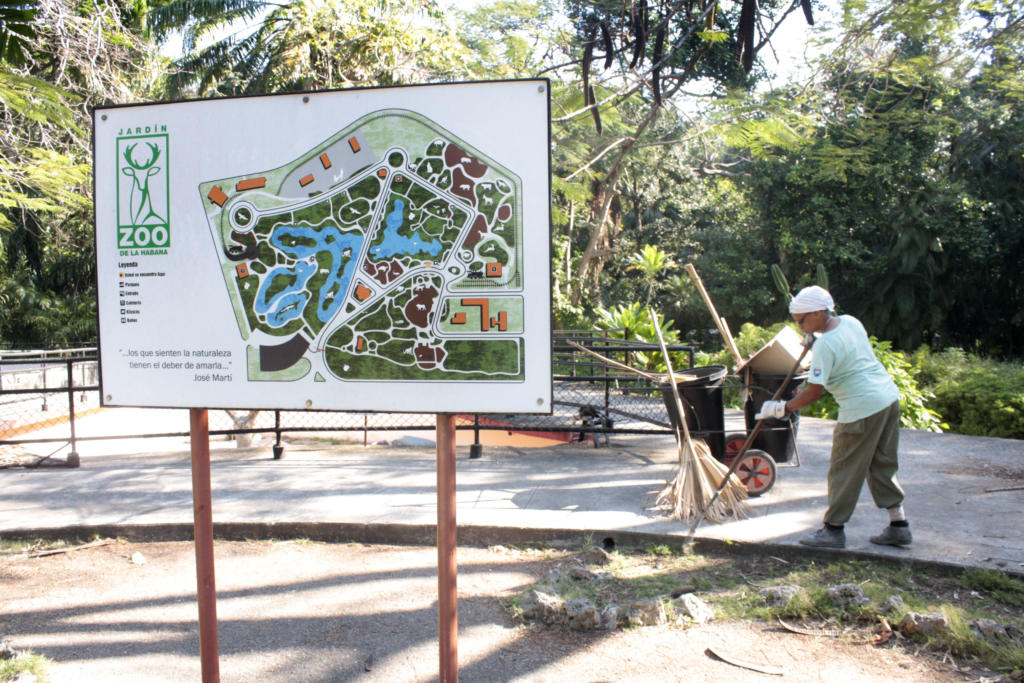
[253, 225, 365, 326]
[369, 198, 442, 260]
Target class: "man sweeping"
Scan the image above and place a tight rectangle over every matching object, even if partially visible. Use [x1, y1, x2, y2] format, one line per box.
[755, 285, 912, 549]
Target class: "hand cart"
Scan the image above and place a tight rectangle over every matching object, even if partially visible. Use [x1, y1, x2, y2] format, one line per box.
[659, 365, 808, 497]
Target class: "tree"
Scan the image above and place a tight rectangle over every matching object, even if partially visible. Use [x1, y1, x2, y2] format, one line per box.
[0, 0, 159, 345]
[554, 0, 816, 306]
[151, 0, 478, 98]
[712, 0, 1024, 353]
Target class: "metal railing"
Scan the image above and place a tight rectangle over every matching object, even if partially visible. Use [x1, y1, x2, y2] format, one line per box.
[1, 335, 692, 464]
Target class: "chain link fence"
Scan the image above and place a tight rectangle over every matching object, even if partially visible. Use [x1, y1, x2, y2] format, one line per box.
[1, 335, 692, 464]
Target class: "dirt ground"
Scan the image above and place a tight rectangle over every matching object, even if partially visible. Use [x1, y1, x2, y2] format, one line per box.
[0, 539, 972, 682]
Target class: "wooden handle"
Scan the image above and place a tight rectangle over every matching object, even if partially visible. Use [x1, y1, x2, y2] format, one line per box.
[566, 340, 698, 383]
[685, 263, 743, 367]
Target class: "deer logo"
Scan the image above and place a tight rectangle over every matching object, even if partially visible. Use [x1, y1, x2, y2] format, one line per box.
[121, 143, 166, 226]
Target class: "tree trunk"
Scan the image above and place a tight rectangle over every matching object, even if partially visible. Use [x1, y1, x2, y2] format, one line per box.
[571, 103, 663, 305]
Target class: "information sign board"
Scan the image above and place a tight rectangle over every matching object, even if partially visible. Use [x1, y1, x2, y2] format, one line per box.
[93, 80, 552, 412]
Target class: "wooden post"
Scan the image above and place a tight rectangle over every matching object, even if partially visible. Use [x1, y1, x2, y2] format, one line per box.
[436, 413, 458, 682]
[189, 408, 221, 683]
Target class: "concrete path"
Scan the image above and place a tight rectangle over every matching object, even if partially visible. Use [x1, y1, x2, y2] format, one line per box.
[2, 408, 1022, 574]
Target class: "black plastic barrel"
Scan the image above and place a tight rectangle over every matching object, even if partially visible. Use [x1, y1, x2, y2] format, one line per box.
[743, 370, 808, 463]
[659, 365, 727, 462]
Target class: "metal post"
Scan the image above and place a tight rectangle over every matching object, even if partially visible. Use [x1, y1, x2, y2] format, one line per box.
[65, 359, 80, 468]
[436, 413, 458, 682]
[272, 410, 284, 459]
[190, 408, 221, 683]
[469, 414, 482, 459]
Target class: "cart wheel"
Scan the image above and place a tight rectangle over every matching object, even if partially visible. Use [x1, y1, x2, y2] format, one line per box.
[735, 449, 776, 497]
[724, 433, 748, 463]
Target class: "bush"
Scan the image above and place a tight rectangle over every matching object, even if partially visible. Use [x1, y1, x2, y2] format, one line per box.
[916, 349, 1024, 439]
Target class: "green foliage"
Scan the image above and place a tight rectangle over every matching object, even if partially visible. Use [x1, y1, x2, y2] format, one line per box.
[158, 0, 478, 97]
[770, 264, 791, 300]
[958, 569, 1024, 609]
[0, 0, 162, 346]
[915, 348, 1024, 438]
[0, 650, 51, 682]
[872, 338, 946, 432]
[0, 0, 37, 67]
[594, 303, 686, 372]
[626, 244, 676, 305]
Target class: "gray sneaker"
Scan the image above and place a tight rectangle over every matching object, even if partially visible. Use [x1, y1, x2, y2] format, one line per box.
[870, 524, 912, 547]
[799, 525, 846, 548]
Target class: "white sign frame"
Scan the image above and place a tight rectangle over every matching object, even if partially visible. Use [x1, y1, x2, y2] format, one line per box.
[93, 80, 552, 413]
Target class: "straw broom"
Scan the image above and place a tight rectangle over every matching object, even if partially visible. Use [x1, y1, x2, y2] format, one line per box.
[648, 310, 750, 523]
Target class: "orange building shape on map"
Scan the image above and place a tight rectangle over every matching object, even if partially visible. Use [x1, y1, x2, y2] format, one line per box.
[235, 263, 250, 279]
[348, 137, 361, 153]
[236, 177, 266, 191]
[489, 311, 508, 331]
[319, 153, 332, 169]
[208, 186, 228, 206]
[459, 298, 509, 332]
[299, 174, 314, 187]
[354, 283, 372, 301]
[356, 337, 365, 351]
[485, 262, 502, 277]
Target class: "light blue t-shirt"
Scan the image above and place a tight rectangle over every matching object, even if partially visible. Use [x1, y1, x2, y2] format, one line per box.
[808, 315, 899, 423]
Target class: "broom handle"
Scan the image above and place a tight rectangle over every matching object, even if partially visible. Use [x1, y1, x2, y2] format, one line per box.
[685, 342, 813, 538]
[685, 264, 744, 368]
[565, 340, 699, 382]
[648, 310, 697, 455]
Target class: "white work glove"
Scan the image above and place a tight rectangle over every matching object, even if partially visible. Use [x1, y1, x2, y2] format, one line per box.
[755, 400, 788, 421]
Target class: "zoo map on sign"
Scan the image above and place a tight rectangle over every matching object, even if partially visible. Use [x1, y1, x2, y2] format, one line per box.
[198, 109, 526, 384]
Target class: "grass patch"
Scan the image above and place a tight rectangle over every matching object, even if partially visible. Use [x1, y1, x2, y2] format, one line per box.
[0, 538, 71, 556]
[0, 650, 52, 682]
[959, 568, 1024, 608]
[511, 545, 1024, 673]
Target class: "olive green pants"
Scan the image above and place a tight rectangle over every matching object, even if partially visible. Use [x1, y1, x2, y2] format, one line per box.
[825, 401, 904, 526]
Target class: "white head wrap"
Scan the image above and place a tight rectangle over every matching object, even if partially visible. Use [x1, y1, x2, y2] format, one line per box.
[789, 285, 835, 315]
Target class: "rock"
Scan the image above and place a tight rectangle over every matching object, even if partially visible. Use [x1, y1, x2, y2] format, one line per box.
[0, 639, 16, 660]
[13, 672, 37, 683]
[625, 599, 667, 627]
[519, 589, 566, 625]
[670, 585, 697, 598]
[759, 585, 802, 607]
[544, 567, 562, 583]
[568, 566, 599, 581]
[601, 604, 620, 630]
[565, 598, 601, 631]
[825, 583, 870, 607]
[899, 611, 949, 636]
[674, 593, 714, 624]
[579, 546, 612, 566]
[131, 552, 147, 565]
[881, 594, 905, 614]
[970, 618, 1024, 645]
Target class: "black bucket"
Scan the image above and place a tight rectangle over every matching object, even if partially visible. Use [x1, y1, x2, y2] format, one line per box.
[659, 365, 727, 462]
[743, 370, 808, 463]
